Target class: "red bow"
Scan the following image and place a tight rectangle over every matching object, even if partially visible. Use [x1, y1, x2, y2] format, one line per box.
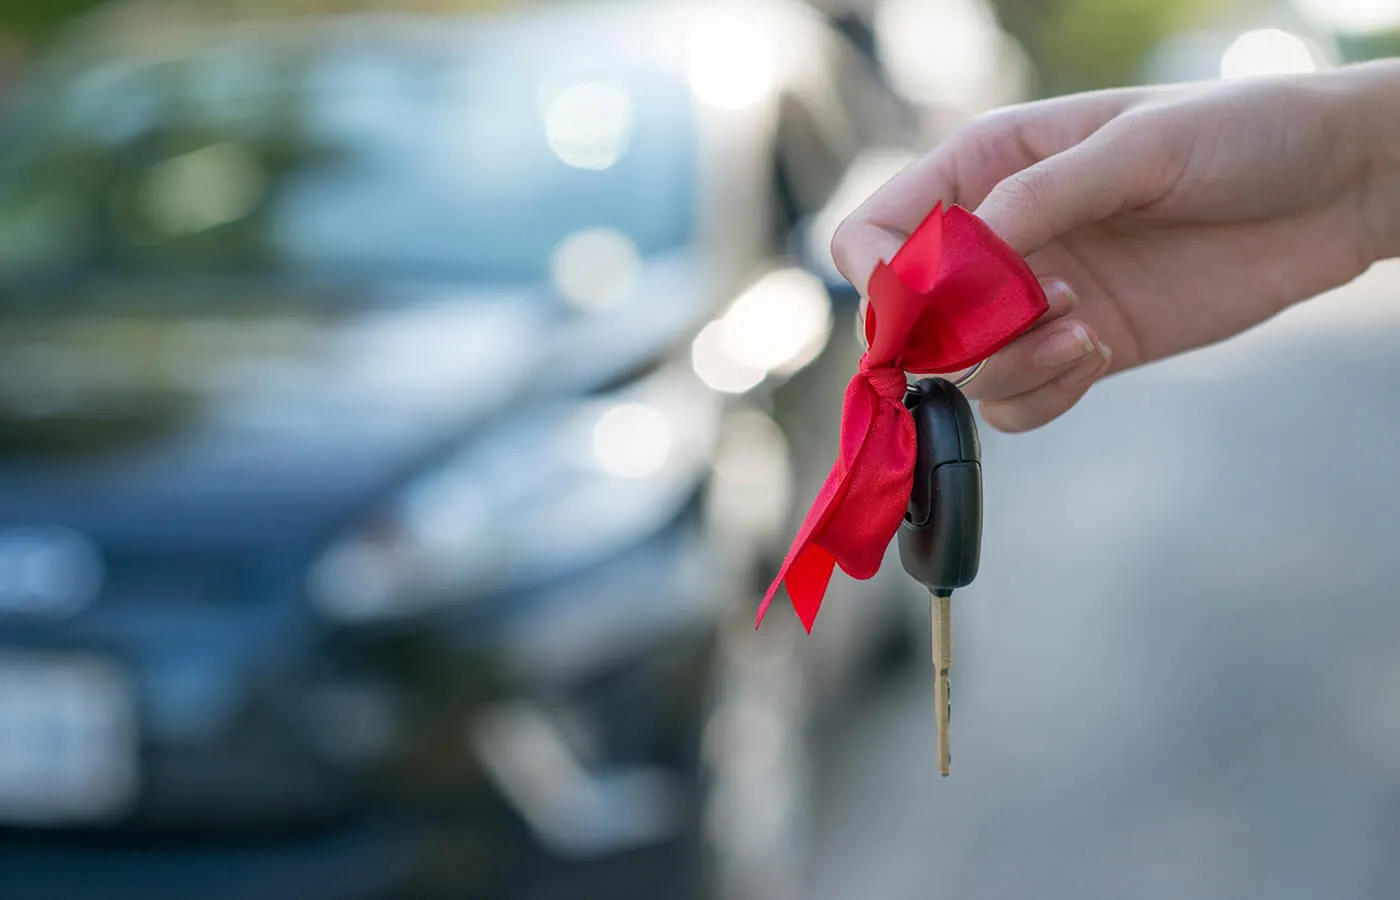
[757, 204, 1048, 631]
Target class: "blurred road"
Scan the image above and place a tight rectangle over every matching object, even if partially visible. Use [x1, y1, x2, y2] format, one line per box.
[810, 261, 1400, 900]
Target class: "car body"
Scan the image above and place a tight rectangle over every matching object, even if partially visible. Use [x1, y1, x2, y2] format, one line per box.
[0, 2, 923, 898]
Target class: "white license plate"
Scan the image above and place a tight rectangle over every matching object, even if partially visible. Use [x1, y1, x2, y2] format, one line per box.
[0, 655, 137, 825]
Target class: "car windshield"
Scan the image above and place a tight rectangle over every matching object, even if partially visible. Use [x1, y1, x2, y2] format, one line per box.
[0, 32, 699, 284]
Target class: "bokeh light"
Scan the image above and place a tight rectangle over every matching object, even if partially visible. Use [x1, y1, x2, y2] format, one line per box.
[876, 0, 1002, 107]
[591, 402, 672, 478]
[549, 228, 641, 312]
[692, 321, 767, 394]
[542, 81, 634, 171]
[685, 19, 776, 110]
[1220, 28, 1318, 79]
[718, 268, 832, 375]
[1294, 0, 1400, 35]
[690, 269, 832, 394]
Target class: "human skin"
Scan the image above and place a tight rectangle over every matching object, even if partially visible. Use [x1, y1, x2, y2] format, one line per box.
[833, 61, 1400, 432]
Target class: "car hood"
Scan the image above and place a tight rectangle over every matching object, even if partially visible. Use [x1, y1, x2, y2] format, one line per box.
[0, 267, 715, 553]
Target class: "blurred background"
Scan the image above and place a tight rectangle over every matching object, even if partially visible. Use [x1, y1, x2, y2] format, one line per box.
[0, 0, 1397, 898]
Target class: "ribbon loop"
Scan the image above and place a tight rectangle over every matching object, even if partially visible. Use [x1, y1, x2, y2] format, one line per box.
[758, 204, 1049, 631]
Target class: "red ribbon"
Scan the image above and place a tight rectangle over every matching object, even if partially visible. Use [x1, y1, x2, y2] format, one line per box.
[757, 204, 1049, 631]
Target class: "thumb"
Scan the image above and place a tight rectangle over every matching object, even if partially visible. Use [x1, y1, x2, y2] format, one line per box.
[973, 118, 1162, 257]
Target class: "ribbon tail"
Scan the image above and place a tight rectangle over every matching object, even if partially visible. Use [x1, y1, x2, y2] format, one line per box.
[757, 368, 914, 631]
[758, 544, 836, 633]
[756, 457, 846, 631]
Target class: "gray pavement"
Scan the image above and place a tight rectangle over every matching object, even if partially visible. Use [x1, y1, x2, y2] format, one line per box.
[809, 262, 1400, 900]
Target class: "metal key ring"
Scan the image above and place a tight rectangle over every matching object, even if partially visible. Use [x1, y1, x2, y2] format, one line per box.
[952, 359, 988, 391]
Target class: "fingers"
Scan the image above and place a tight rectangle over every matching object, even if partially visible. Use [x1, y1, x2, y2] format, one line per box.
[979, 341, 1114, 433]
[955, 277, 1113, 432]
[838, 219, 906, 298]
[966, 318, 1099, 399]
[828, 91, 1172, 432]
[832, 127, 1018, 295]
[972, 115, 1175, 257]
[832, 89, 1149, 293]
[949, 278, 1077, 394]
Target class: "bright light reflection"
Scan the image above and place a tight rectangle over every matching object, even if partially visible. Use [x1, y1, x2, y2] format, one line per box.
[692, 322, 766, 394]
[549, 229, 640, 312]
[690, 269, 832, 394]
[592, 403, 672, 478]
[542, 82, 634, 171]
[1220, 29, 1317, 79]
[1294, 0, 1400, 34]
[876, 0, 1001, 106]
[718, 269, 831, 375]
[686, 21, 775, 110]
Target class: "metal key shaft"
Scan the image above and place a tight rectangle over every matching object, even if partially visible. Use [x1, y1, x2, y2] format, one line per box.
[899, 378, 982, 779]
[932, 592, 952, 776]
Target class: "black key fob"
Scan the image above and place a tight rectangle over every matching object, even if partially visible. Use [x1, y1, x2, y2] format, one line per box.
[898, 378, 983, 596]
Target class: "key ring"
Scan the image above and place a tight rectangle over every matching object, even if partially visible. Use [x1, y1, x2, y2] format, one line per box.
[857, 306, 990, 392]
[952, 359, 988, 391]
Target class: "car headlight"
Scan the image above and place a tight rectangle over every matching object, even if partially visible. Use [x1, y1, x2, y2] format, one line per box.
[309, 361, 722, 623]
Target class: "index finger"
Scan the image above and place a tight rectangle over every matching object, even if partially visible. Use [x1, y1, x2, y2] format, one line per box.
[831, 89, 1145, 295]
[831, 138, 1001, 296]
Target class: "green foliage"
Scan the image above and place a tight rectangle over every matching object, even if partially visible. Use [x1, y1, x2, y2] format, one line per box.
[0, 0, 107, 41]
[992, 0, 1244, 95]
[1337, 29, 1400, 63]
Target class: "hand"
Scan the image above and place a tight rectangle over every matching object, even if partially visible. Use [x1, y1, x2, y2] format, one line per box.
[834, 62, 1400, 432]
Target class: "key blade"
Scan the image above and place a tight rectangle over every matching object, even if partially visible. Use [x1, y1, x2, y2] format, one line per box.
[932, 592, 952, 776]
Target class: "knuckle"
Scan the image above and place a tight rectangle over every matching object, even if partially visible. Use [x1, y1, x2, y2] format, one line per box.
[998, 164, 1057, 216]
[965, 106, 1006, 131]
[959, 113, 1007, 153]
[960, 117, 1022, 175]
[1103, 112, 1182, 201]
[964, 105, 1024, 140]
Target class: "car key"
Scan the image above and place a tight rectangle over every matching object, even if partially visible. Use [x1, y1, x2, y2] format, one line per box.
[898, 377, 983, 777]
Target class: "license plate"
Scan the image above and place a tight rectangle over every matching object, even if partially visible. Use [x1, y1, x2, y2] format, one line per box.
[0, 655, 137, 825]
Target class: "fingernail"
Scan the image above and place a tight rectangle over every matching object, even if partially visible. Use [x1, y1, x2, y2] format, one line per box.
[1044, 280, 1076, 311]
[1033, 324, 1095, 370]
[1063, 341, 1112, 386]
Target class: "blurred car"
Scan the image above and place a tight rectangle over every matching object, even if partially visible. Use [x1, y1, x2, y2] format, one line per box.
[0, 1, 923, 898]
[806, 0, 1032, 137]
